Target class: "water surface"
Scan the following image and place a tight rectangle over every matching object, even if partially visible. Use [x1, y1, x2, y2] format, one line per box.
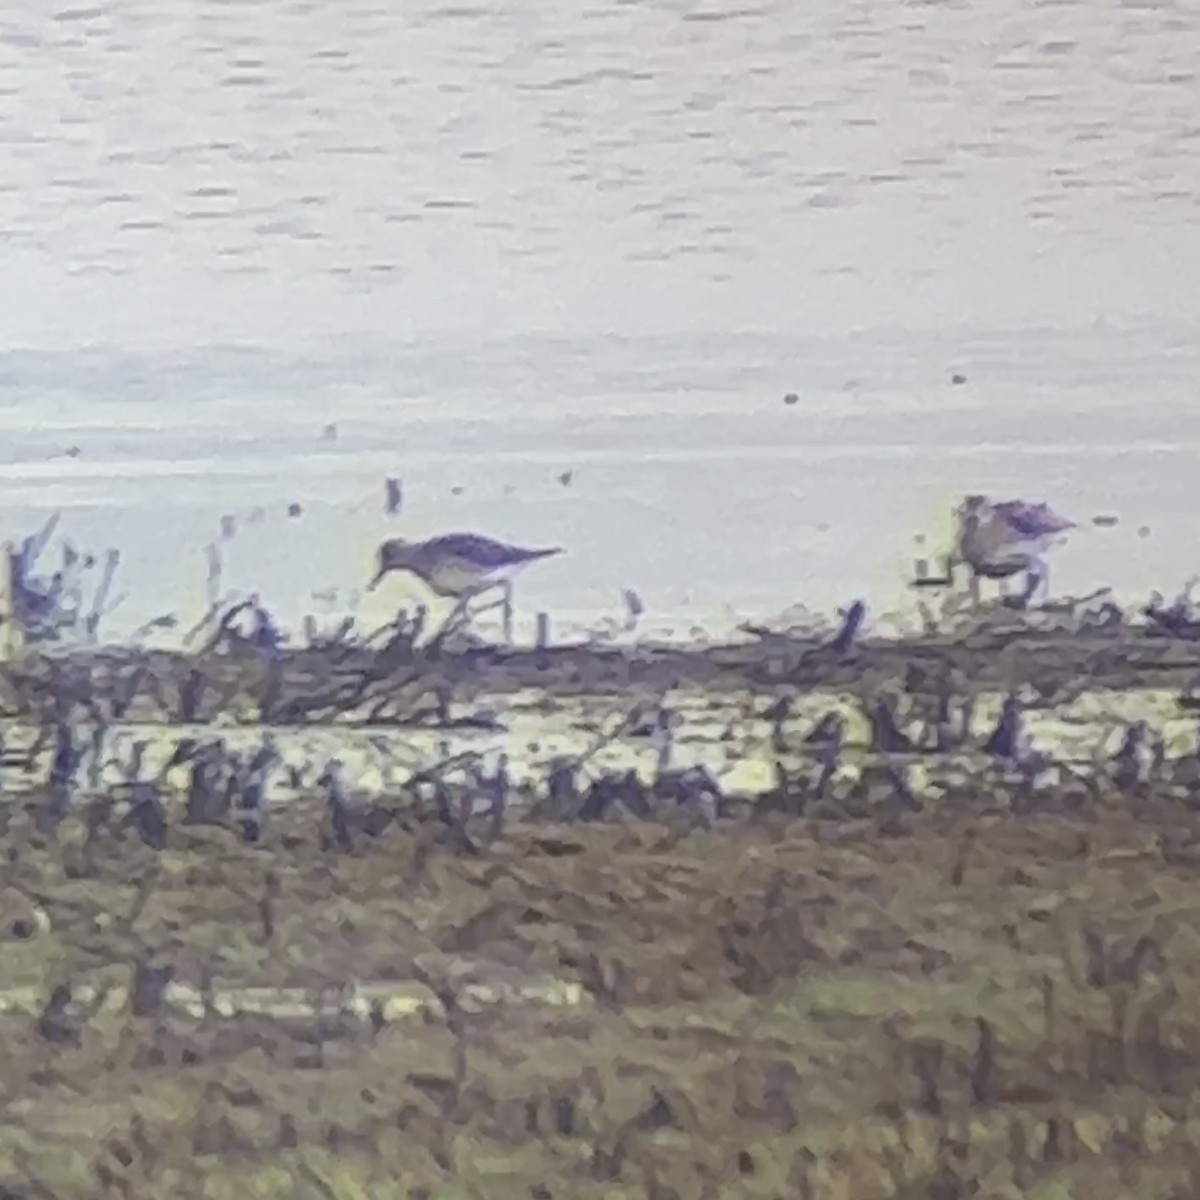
[0, 0, 1197, 638]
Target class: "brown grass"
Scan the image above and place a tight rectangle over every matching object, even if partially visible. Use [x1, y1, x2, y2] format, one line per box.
[3, 796, 1200, 1198]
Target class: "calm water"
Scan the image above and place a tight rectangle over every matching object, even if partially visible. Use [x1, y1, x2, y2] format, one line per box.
[0, 0, 1198, 640]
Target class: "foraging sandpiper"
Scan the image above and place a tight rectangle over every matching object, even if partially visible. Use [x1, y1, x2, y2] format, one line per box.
[955, 495, 1074, 605]
[368, 532, 562, 640]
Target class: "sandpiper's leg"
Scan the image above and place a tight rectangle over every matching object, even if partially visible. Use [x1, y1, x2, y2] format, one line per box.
[468, 585, 505, 617]
[967, 568, 981, 608]
[430, 594, 473, 645]
[448, 582, 512, 644]
[1018, 559, 1046, 609]
[449, 594, 473, 632]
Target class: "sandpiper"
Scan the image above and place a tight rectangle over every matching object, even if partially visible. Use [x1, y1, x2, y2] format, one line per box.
[955, 495, 1075, 605]
[367, 532, 562, 639]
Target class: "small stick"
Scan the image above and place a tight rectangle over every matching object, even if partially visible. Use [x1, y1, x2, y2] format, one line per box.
[205, 543, 223, 610]
[502, 585, 514, 645]
[0, 542, 20, 662]
[385, 477, 403, 516]
[84, 549, 122, 644]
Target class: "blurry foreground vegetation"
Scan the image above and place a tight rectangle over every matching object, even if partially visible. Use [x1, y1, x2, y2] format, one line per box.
[2, 795, 1200, 1199]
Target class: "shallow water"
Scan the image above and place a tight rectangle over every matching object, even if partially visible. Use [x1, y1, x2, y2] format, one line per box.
[1, 0, 1198, 639]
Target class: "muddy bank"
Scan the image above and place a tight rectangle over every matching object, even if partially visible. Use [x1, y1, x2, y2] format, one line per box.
[5, 619, 1200, 731]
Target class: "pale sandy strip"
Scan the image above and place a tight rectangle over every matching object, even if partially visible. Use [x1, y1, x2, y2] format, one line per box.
[0, 977, 586, 1021]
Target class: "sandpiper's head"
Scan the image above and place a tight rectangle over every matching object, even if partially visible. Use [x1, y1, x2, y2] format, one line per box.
[960, 494, 989, 524]
[369, 538, 417, 590]
[957, 495, 997, 550]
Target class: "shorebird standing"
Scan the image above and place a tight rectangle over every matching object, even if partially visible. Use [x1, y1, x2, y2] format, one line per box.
[954, 495, 1075, 606]
[367, 533, 562, 643]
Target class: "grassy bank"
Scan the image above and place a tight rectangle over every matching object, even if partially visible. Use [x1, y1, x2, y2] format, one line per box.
[2, 793, 1200, 1198]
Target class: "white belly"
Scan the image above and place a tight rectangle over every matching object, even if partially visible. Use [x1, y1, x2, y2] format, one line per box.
[425, 557, 521, 597]
[960, 519, 1053, 572]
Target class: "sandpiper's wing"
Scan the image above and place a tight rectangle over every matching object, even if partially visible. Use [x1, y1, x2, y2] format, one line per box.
[958, 503, 1025, 562]
[995, 501, 1073, 539]
[428, 533, 562, 567]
